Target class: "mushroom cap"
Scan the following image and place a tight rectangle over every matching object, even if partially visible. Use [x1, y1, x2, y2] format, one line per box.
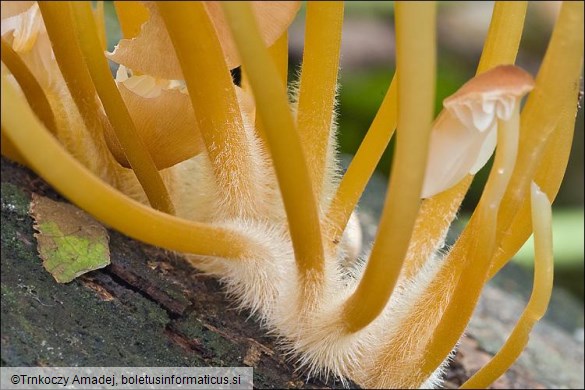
[421, 65, 535, 199]
[444, 65, 535, 132]
[444, 65, 535, 107]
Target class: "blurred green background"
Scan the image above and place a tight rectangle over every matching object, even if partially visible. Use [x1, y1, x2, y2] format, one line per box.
[102, 2, 583, 302]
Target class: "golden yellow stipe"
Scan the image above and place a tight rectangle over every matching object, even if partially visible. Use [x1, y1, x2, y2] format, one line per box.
[342, 1, 437, 333]
[221, 1, 326, 285]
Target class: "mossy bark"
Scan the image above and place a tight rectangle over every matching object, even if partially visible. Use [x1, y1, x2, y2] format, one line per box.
[0, 157, 346, 388]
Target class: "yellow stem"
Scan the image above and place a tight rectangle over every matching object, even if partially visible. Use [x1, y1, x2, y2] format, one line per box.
[39, 2, 174, 213]
[389, 3, 579, 385]
[2, 76, 258, 259]
[330, 2, 526, 278]
[355, 180, 472, 390]
[404, 1, 527, 274]
[491, 101, 578, 279]
[324, 75, 397, 248]
[240, 67, 251, 95]
[114, 1, 149, 39]
[92, 1, 106, 51]
[328, 3, 525, 259]
[67, 1, 174, 215]
[38, 2, 103, 141]
[251, 31, 289, 149]
[356, 4, 529, 386]
[407, 1, 527, 280]
[422, 106, 520, 380]
[477, 1, 527, 74]
[0, 39, 57, 135]
[462, 182, 553, 389]
[221, 2, 325, 281]
[295, 1, 344, 200]
[401, 175, 469, 279]
[410, 0, 527, 271]
[270, 32, 289, 87]
[342, 1, 436, 333]
[157, 2, 259, 218]
[489, 0, 584, 276]
[326, 0, 524, 258]
[1, 129, 28, 166]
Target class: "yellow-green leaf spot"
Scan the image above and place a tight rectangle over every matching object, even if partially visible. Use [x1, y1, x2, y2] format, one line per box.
[29, 193, 110, 283]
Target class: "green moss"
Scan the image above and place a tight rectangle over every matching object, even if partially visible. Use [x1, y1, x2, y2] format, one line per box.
[173, 314, 245, 367]
[1, 184, 201, 367]
[1, 183, 31, 217]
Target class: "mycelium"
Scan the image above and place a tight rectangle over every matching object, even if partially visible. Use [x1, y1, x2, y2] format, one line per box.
[1, 1, 583, 388]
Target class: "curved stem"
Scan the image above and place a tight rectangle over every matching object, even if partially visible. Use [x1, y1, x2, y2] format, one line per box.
[398, 0, 528, 282]
[1, 40, 57, 135]
[68, 2, 174, 215]
[324, 75, 397, 249]
[38, 2, 103, 140]
[40, 2, 175, 214]
[328, 2, 527, 268]
[462, 182, 553, 389]
[421, 106, 520, 380]
[410, 1, 528, 275]
[2, 77, 260, 259]
[342, 1, 436, 333]
[355, 4, 530, 387]
[221, 2, 325, 285]
[489, 0, 584, 276]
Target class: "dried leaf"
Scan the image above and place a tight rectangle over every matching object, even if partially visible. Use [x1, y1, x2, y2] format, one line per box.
[29, 193, 110, 283]
[105, 82, 254, 169]
[105, 78, 204, 169]
[1, 1, 35, 21]
[107, 1, 300, 79]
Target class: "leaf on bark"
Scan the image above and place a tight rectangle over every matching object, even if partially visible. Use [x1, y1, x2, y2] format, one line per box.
[29, 193, 110, 283]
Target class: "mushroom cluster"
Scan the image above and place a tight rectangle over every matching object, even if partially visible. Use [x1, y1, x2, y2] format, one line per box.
[1, 1, 583, 388]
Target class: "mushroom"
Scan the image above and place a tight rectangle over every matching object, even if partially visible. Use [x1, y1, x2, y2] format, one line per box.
[421, 65, 535, 199]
